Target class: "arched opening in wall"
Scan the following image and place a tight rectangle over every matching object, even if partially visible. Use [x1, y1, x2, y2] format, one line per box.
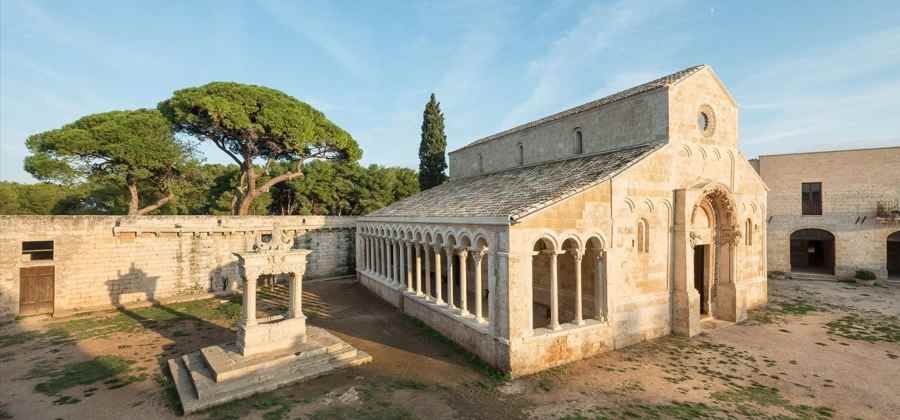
[478, 154, 484, 174]
[790, 229, 835, 275]
[887, 231, 900, 280]
[583, 236, 606, 321]
[559, 238, 580, 324]
[531, 238, 554, 330]
[517, 143, 524, 166]
[445, 235, 458, 308]
[689, 189, 736, 320]
[573, 128, 584, 154]
[745, 219, 753, 246]
[636, 218, 649, 253]
[474, 237, 490, 321]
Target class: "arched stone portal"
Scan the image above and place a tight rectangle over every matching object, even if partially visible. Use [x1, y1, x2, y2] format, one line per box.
[790, 229, 835, 275]
[673, 183, 741, 337]
[888, 231, 900, 279]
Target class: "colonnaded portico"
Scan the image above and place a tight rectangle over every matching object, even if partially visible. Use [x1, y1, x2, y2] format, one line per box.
[357, 65, 768, 376]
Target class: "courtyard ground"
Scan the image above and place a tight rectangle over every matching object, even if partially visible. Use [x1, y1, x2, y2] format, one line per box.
[1, 278, 898, 420]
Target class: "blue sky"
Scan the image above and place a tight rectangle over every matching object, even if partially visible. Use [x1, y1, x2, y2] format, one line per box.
[2, 0, 899, 183]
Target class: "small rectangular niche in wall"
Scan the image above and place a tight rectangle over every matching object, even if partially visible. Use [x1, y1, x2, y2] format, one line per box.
[22, 240, 54, 261]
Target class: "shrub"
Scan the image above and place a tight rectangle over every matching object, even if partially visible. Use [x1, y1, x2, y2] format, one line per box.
[854, 270, 876, 281]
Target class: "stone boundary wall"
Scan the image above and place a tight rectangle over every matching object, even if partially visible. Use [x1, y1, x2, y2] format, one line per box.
[0, 215, 357, 319]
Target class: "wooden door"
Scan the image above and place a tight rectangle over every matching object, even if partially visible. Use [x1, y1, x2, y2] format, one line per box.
[19, 266, 54, 316]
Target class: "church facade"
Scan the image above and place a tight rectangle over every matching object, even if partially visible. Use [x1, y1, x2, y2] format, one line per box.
[356, 65, 768, 376]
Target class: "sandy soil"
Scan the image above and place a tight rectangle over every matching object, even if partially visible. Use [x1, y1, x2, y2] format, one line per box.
[1, 278, 897, 420]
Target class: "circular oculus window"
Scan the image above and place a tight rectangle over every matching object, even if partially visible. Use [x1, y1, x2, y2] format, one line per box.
[698, 105, 716, 137]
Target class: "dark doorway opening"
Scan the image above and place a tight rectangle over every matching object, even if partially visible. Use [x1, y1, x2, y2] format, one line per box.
[790, 229, 835, 275]
[693, 245, 708, 315]
[888, 231, 900, 279]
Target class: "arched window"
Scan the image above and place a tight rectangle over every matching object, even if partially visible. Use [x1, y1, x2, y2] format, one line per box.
[745, 219, 753, 246]
[637, 219, 650, 253]
[574, 128, 584, 154]
[478, 153, 484, 173]
[517, 143, 524, 166]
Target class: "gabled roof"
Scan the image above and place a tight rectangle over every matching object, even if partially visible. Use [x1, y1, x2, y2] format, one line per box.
[453, 65, 707, 153]
[368, 142, 661, 221]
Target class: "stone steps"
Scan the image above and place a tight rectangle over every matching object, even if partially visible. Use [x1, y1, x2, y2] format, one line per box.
[168, 327, 372, 414]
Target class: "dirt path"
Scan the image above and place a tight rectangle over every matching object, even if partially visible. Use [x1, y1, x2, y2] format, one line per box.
[1, 278, 897, 419]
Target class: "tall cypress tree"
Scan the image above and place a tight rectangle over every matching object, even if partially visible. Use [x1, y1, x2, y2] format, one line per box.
[418, 93, 448, 190]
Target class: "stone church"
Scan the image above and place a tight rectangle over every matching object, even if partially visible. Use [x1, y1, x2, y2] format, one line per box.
[356, 65, 768, 376]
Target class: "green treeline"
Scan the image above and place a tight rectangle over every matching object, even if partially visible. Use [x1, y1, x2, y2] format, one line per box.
[1, 161, 417, 216]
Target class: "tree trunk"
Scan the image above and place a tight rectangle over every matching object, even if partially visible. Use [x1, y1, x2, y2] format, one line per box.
[237, 168, 305, 216]
[136, 192, 175, 215]
[127, 181, 140, 216]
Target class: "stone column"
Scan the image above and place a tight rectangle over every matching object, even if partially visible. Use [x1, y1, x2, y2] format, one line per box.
[290, 271, 303, 319]
[395, 241, 402, 285]
[423, 246, 432, 298]
[549, 250, 560, 330]
[595, 252, 606, 321]
[433, 246, 444, 304]
[473, 250, 485, 322]
[414, 243, 422, 295]
[457, 249, 469, 315]
[405, 241, 414, 292]
[242, 267, 259, 327]
[376, 238, 381, 276]
[389, 240, 396, 283]
[446, 247, 455, 308]
[573, 251, 584, 325]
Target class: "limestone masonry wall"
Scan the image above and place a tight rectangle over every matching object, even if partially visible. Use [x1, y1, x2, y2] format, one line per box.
[759, 147, 900, 278]
[0, 215, 357, 319]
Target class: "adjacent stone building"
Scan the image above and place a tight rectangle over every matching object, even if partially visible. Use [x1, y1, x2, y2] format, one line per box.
[1, 215, 357, 319]
[356, 65, 768, 376]
[752, 147, 900, 280]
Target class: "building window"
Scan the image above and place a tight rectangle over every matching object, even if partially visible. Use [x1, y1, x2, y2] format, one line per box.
[698, 104, 716, 137]
[478, 153, 484, 173]
[637, 219, 649, 253]
[745, 219, 753, 246]
[574, 128, 584, 154]
[23, 240, 54, 261]
[517, 143, 524, 166]
[801, 182, 822, 215]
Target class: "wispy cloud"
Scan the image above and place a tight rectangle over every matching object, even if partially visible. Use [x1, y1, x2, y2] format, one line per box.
[739, 28, 900, 155]
[498, 0, 683, 130]
[256, 0, 369, 79]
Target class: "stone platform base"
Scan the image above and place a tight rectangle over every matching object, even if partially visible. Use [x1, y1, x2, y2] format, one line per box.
[168, 326, 372, 414]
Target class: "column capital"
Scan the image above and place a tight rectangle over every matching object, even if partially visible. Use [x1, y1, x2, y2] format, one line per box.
[471, 249, 486, 263]
[455, 248, 468, 258]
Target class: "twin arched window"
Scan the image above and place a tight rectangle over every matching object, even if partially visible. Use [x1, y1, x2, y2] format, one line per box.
[637, 219, 650, 253]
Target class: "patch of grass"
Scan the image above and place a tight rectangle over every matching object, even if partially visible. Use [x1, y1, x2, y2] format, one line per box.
[202, 391, 296, 420]
[1, 297, 241, 349]
[826, 313, 900, 343]
[154, 373, 182, 414]
[308, 404, 415, 420]
[712, 384, 834, 419]
[403, 315, 510, 383]
[32, 355, 134, 396]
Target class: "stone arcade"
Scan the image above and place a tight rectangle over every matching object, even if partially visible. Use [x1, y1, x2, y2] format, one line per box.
[168, 226, 371, 413]
[356, 65, 768, 376]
